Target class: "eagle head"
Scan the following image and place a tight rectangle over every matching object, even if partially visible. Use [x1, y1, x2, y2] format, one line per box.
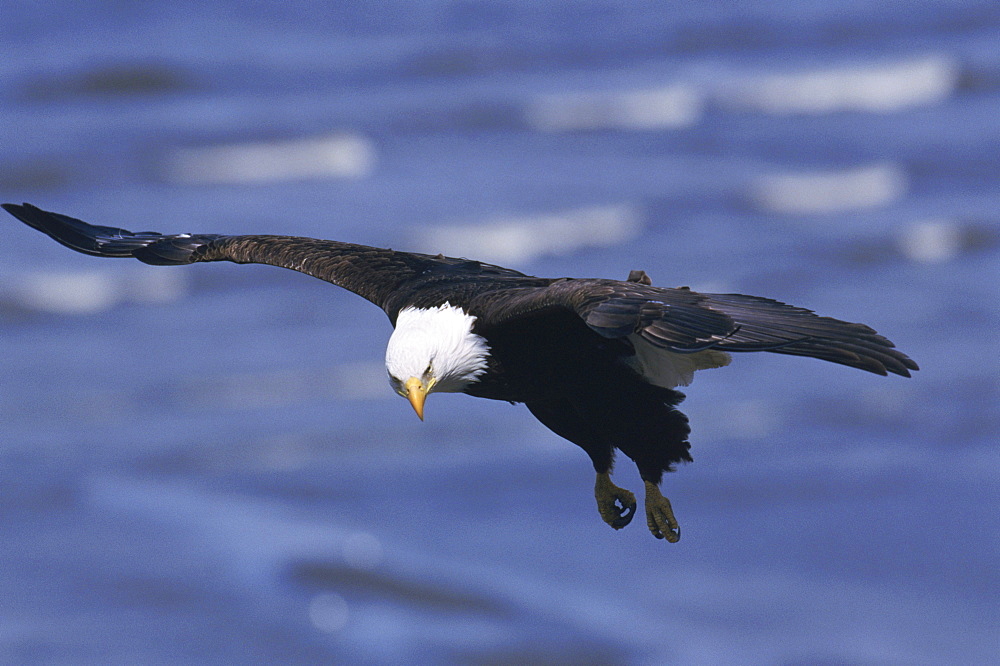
[385, 304, 490, 420]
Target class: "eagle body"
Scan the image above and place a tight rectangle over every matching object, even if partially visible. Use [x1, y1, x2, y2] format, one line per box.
[3, 203, 919, 542]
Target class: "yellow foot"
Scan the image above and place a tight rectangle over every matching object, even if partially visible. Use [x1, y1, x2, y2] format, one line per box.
[644, 481, 680, 542]
[594, 472, 637, 529]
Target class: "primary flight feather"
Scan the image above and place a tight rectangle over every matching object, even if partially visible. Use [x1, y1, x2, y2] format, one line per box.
[3, 203, 918, 541]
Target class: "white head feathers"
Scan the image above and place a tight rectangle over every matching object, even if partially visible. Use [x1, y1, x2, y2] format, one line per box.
[385, 303, 490, 395]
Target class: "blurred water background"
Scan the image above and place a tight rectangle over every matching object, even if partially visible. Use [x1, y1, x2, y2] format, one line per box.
[1, 1, 998, 663]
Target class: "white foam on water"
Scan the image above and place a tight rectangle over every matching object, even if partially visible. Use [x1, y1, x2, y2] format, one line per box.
[421, 204, 642, 265]
[11, 268, 187, 314]
[714, 54, 958, 114]
[526, 84, 701, 131]
[750, 162, 907, 214]
[17, 271, 117, 315]
[167, 133, 376, 184]
[898, 219, 962, 263]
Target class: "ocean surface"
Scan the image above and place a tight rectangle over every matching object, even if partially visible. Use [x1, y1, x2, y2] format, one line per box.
[1, 1, 998, 663]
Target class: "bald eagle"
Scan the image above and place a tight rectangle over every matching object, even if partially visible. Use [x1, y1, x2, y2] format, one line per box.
[3, 203, 918, 542]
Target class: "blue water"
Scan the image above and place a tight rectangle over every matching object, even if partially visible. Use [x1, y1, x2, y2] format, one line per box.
[1, 2, 998, 663]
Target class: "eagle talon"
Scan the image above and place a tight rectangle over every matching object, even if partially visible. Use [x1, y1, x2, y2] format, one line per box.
[595, 472, 637, 530]
[609, 502, 636, 529]
[644, 481, 681, 543]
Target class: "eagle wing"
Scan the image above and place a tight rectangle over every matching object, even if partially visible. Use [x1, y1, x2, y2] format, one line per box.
[4, 203, 917, 377]
[471, 278, 919, 377]
[2, 203, 525, 314]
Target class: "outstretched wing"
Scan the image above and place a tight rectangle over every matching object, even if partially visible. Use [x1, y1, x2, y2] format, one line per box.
[2, 203, 523, 313]
[472, 278, 919, 377]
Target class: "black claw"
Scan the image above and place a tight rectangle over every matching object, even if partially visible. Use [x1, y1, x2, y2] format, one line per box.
[610, 503, 635, 529]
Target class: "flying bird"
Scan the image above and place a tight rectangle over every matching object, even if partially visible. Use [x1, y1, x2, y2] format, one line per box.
[3, 203, 918, 542]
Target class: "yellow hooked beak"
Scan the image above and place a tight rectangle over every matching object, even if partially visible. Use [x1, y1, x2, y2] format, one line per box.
[404, 377, 428, 421]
